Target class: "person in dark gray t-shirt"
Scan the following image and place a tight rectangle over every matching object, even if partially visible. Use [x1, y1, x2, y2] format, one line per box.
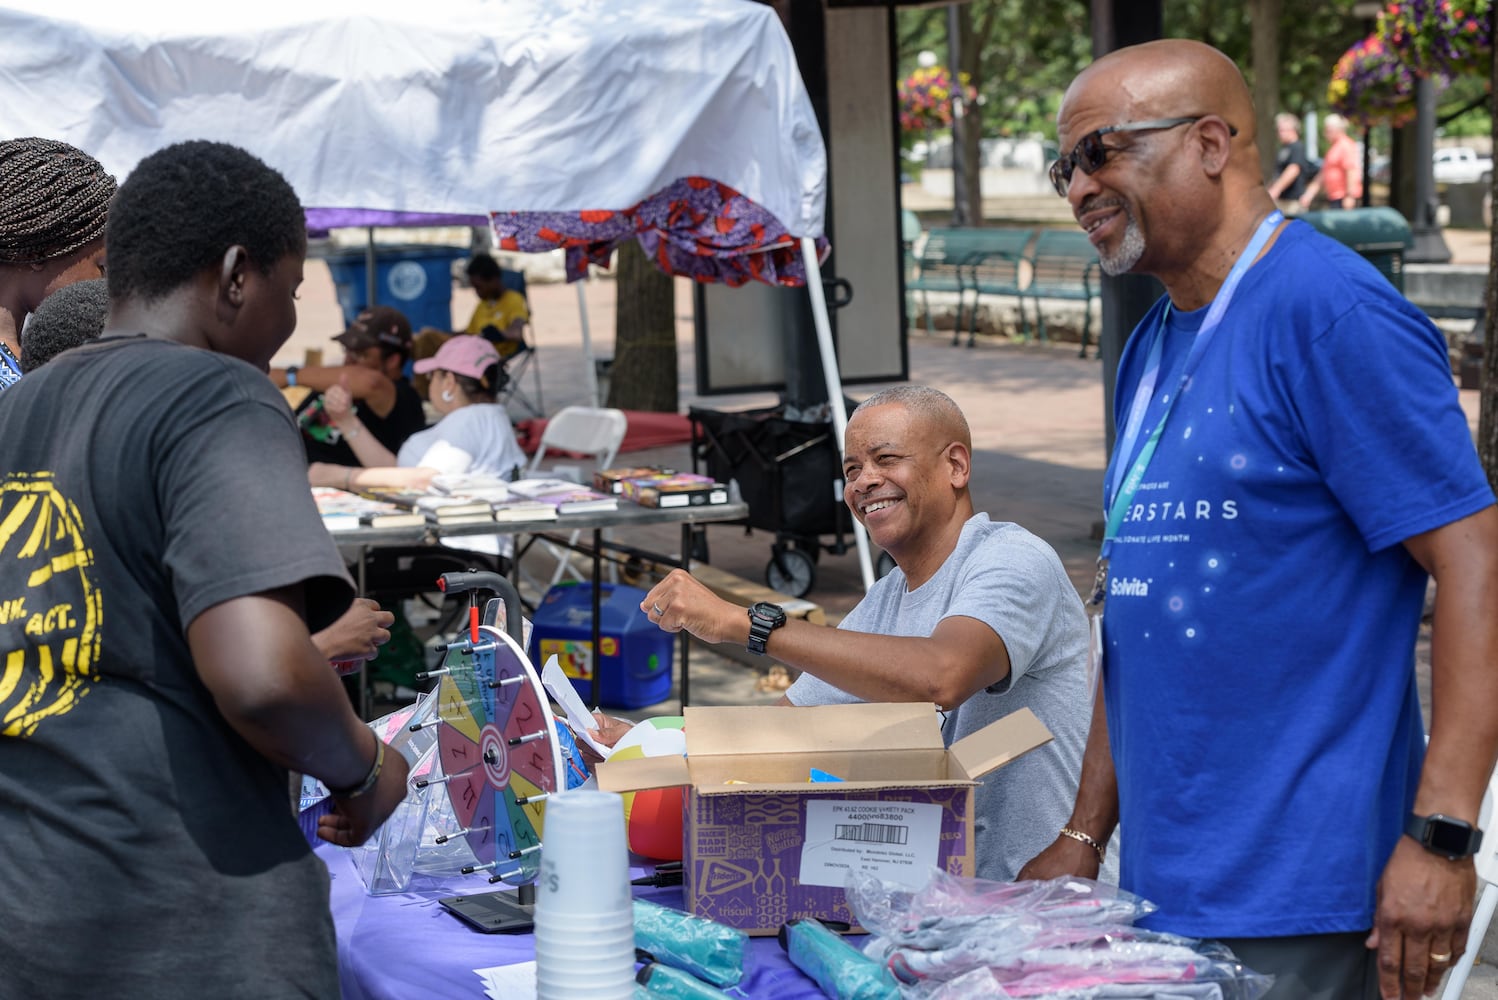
[0, 141, 409, 999]
[631, 386, 1098, 883]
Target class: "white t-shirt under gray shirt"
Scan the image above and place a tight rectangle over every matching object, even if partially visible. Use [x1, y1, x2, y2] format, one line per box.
[786, 514, 1107, 883]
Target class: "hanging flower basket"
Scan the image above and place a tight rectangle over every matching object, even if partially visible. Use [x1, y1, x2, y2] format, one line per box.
[897, 66, 975, 133]
[1376, 0, 1492, 78]
[1327, 35, 1419, 127]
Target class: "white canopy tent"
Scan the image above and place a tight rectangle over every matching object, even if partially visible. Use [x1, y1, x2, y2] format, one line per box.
[0, 0, 874, 587]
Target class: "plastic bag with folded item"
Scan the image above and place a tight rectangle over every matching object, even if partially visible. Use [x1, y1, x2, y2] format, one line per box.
[846, 869, 1273, 1000]
[633, 898, 748, 988]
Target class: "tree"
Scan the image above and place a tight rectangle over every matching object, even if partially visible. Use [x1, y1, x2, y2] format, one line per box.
[895, 1, 1364, 149]
[1248, 0, 1284, 183]
[951, 3, 984, 226]
[608, 241, 677, 413]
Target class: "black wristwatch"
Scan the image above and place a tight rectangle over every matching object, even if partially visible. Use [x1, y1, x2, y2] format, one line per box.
[1405, 811, 1484, 860]
[746, 601, 787, 655]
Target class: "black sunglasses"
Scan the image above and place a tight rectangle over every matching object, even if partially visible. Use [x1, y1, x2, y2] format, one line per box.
[1049, 116, 1236, 197]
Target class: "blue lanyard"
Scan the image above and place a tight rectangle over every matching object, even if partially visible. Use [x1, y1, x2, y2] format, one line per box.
[0, 341, 21, 390]
[1102, 210, 1283, 549]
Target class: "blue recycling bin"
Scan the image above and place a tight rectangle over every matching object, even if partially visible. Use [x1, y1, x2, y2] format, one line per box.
[321, 244, 467, 331]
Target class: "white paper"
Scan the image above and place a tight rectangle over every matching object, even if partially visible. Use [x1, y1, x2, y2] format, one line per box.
[540, 655, 612, 761]
[799, 799, 942, 889]
[475, 961, 536, 999]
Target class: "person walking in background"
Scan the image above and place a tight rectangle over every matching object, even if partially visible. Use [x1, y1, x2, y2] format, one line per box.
[1036, 38, 1498, 999]
[0, 137, 115, 391]
[1300, 112, 1363, 210]
[1266, 112, 1316, 211]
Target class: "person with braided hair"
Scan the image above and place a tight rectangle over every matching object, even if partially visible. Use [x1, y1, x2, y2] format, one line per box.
[0, 137, 115, 390]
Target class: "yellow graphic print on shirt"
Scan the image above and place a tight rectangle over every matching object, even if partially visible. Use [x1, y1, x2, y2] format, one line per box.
[0, 472, 101, 737]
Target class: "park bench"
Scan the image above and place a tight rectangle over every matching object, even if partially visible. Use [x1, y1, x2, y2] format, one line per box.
[908, 227, 1036, 346]
[1022, 229, 1102, 358]
[960, 228, 1036, 348]
[908, 228, 986, 339]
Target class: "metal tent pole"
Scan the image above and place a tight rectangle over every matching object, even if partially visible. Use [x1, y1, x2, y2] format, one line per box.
[800, 236, 874, 591]
[574, 270, 600, 408]
[365, 227, 378, 309]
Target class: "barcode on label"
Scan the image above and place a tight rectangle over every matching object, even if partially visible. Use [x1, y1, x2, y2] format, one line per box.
[834, 822, 909, 845]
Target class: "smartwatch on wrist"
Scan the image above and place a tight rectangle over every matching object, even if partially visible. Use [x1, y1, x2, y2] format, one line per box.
[1405, 811, 1483, 860]
[746, 601, 787, 655]
[285, 365, 299, 387]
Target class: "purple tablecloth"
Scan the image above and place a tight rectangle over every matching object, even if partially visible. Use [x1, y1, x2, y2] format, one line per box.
[317, 843, 827, 999]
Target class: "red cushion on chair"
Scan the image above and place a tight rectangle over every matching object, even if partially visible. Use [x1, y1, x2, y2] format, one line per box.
[518, 410, 692, 457]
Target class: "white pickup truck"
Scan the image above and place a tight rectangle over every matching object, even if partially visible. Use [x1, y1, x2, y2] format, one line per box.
[1433, 146, 1493, 184]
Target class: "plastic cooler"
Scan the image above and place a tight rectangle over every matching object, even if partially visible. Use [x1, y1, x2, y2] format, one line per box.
[527, 582, 674, 709]
[320, 244, 467, 332]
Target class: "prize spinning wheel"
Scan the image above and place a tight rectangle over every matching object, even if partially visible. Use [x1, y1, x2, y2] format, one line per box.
[424, 619, 564, 887]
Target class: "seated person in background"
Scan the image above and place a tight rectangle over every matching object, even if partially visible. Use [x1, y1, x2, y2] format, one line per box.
[307, 334, 526, 493]
[634, 386, 1098, 883]
[309, 334, 529, 577]
[463, 252, 529, 351]
[270, 305, 427, 465]
[412, 253, 529, 392]
[18, 276, 108, 372]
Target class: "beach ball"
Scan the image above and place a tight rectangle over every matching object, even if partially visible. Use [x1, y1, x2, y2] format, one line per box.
[610, 716, 686, 860]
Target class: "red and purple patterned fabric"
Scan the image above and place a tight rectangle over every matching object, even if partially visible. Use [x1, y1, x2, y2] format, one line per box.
[489, 176, 829, 287]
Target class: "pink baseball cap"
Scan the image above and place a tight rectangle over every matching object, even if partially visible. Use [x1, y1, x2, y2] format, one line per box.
[413, 335, 503, 382]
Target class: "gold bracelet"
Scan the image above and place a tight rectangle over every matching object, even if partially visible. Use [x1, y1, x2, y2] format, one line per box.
[1059, 826, 1106, 862]
[329, 737, 384, 800]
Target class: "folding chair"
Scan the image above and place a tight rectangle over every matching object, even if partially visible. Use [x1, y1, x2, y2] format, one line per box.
[496, 268, 544, 419]
[519, 406, 628, 591]
[1440, 756, 1498, 998]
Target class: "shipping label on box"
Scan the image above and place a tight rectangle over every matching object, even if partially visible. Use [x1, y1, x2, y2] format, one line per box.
[684, 785, 973, 933]
[800, 799, 943, 888]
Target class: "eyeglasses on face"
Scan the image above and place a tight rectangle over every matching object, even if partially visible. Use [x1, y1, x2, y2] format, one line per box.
[1048, 116, 1236, 197]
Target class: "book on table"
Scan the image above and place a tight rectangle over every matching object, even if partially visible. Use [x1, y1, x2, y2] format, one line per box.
[620, 472, 729, 508]
[489, 498, 561, 523]
[592, 466, 676, 495]
[415, 496, 496, 520]
[362, 489, 494, 524]
[509, 478, 619, 514]
[429, 511, 500, 528]
[429, 471, 512, 502]
[311, 487, 428, 532]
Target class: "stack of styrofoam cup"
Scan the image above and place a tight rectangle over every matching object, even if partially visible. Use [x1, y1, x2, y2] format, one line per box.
[534, 789, 636, 998]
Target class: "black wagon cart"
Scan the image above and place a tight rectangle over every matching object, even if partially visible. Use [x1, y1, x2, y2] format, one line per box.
[690, 403, 884, 598]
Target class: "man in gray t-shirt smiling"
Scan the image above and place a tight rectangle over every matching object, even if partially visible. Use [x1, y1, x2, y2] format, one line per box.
[639, 386, 1096, 882]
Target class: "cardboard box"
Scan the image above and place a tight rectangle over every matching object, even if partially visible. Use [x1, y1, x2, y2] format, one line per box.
[597, 702, 1051, 934]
